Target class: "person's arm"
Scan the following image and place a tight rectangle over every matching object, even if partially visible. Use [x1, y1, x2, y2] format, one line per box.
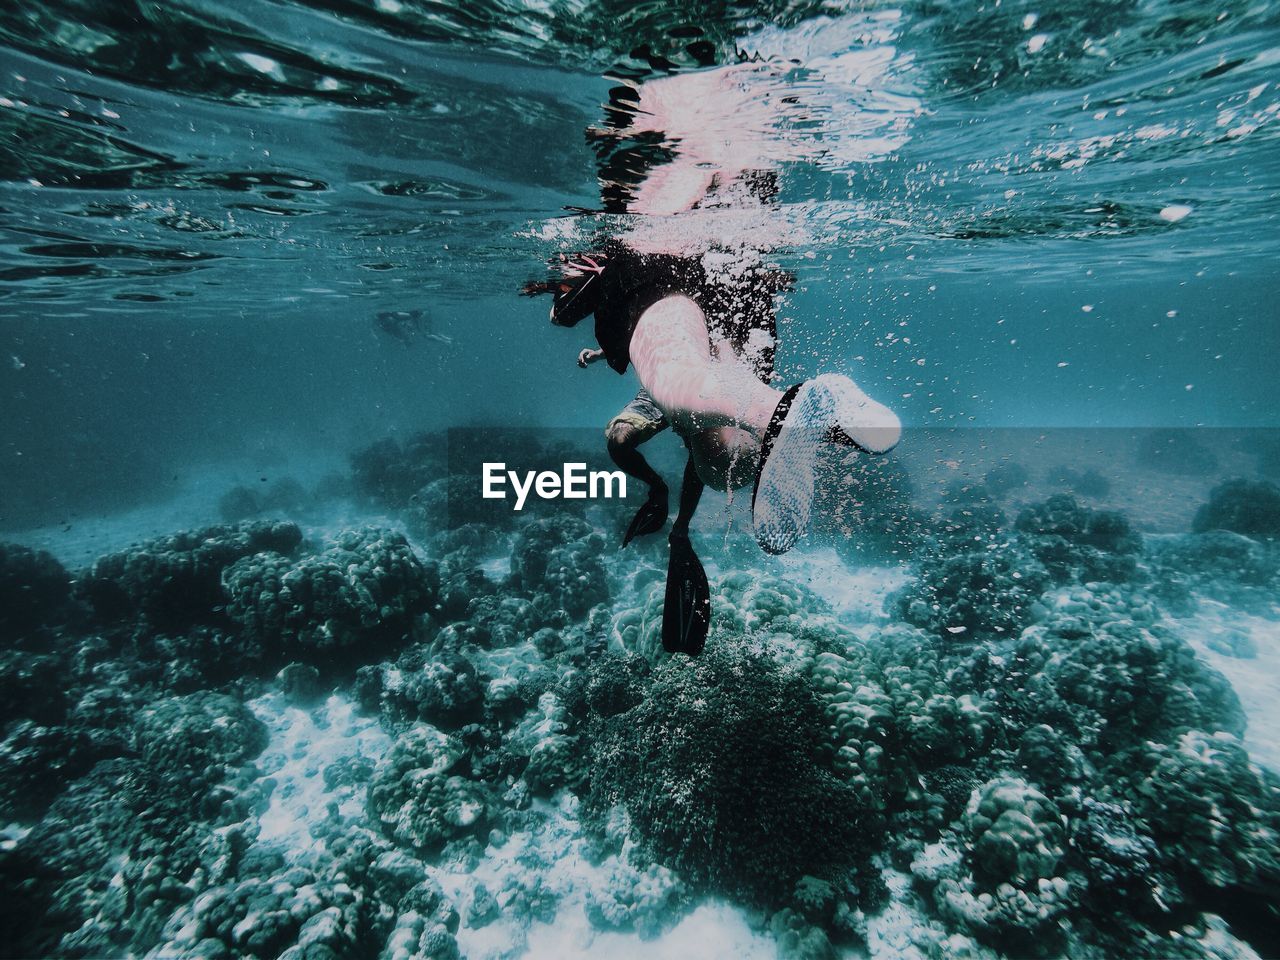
[577, 347, 605, 368]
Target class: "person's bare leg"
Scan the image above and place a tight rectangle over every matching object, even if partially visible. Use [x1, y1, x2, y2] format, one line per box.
[689, 426, 758, 492]
[629, 294, 901, 453]
[670, 448, 704, 539]
[628, 294, 781, 434]
[605, 420, 667, 497]
[604, 418, 670, 545]
[629, 291, 903, 554]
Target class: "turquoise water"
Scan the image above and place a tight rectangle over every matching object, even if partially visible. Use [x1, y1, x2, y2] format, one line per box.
[1, 3, 1279, 959]
[3, 0, 1279, 521]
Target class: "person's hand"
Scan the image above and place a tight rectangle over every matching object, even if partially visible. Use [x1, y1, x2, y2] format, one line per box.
[577, 348, 602, 368]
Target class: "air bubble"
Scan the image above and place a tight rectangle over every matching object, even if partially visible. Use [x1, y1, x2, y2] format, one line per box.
[1159, 204, 1193, 223]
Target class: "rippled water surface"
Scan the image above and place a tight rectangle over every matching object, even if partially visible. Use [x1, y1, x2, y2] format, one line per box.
[5, 0, 1278, 299]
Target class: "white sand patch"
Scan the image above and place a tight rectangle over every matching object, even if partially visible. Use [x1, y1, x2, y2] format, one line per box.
[0, 822, 32, 851]
[867, 870, 937, 960]
[420, 794, 779, 960]
[523, 900, 776, 960]
[1168, 599, 1280, 773]
[481, 553, 512, 581]
[249, 692, 392, 855]
[780, 548, 909, 625]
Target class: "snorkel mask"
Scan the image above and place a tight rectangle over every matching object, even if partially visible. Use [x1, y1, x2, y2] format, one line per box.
[521, 253, 607, 327]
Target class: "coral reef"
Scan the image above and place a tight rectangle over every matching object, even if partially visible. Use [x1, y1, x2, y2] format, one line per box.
[897, 534, 1050, 640]
[1014, 494, 1142, 584]
[82, 520, 303, 627]
[1049, 465, 1111, 498]
[1149, 529, 1280, 612]
[1193, 478, 1280, 538]
[914, 778, 1073, 957]
[133, 691, 268, 776]
[359, 647, 486, 730]
[896, 495, 1144, 643]
[349, 432, 446, 509]
[1108, 731, 1280, 896]
[368, 725, 495, 853]
[0, 721, 98, 821]
[584, 861, 687, 938]
[510, 515, 610, 619]
[812, 624, 997, 820]
[3, 431, 1279, 960]
[410, 474, 523, 539]
[584, 638, 873, 905]
[502, 689, 586, 796]
[222, 528, 437, 656]
[0, 736, 268, 957]
[952, 589, 1244, 757]
[0, 542, 73, 635]
[159, 866, 380, 958]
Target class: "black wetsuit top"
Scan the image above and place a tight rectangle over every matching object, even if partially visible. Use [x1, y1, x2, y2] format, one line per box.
[592, 243, 792, 381]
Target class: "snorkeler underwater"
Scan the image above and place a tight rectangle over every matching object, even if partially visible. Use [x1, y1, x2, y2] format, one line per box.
[2, 2, 1280, 959]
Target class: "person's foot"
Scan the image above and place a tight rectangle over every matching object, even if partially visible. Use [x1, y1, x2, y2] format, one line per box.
[623, 483, 669, 546]
[817, 372, 901, 454]
[753, 375, 899, 555]
[663, 529, 710, 655]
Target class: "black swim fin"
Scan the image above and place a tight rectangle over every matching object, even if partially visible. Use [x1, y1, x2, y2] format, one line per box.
[622, 488, 668, 546]
[662, 533, 710, 656]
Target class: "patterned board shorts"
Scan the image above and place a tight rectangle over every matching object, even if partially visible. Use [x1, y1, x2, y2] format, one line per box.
[605, 387, 668, 443]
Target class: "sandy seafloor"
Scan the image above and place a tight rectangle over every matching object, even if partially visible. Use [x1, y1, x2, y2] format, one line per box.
[4, 432, 1277, 960]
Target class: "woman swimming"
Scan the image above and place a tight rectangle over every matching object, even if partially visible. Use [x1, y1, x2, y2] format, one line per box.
[523, 62, 901, 652]
[537, 240, 900, 555]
